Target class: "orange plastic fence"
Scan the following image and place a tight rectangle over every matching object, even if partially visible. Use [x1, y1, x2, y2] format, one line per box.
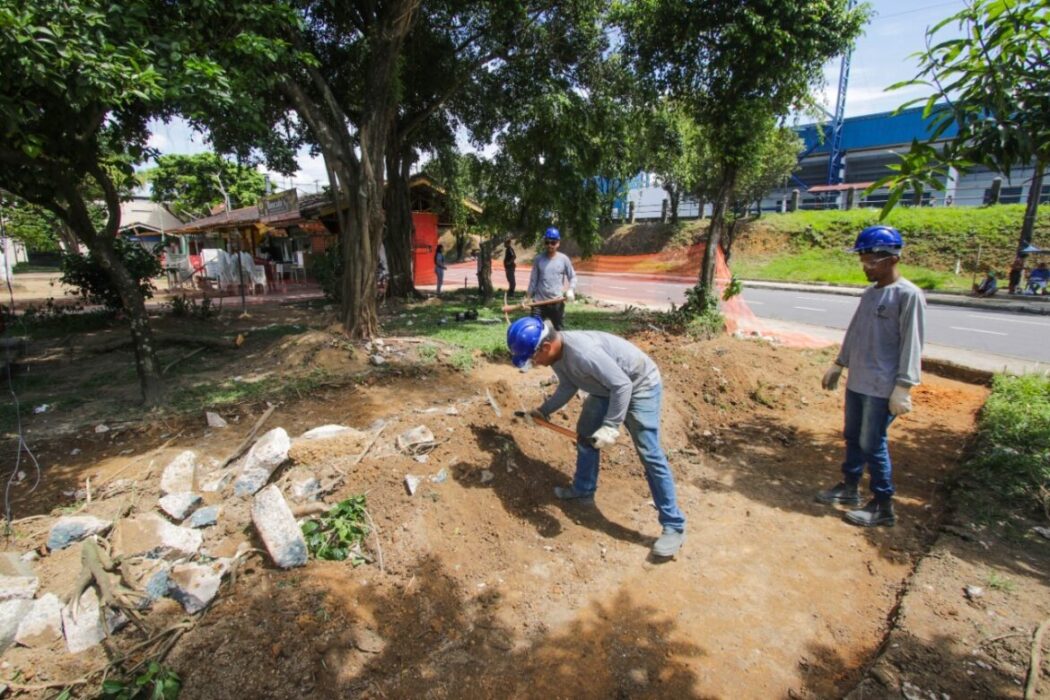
[578, 244, 835, 350]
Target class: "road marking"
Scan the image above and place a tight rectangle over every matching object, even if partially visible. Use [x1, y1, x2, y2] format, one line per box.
[794, 296, 851, 303]
[794, 306, 827, 312]
[744, 300, 765, 305]
[966, 314, 1050, 328]
[607, 285, 630, 290]
[949, 326, 1008, 336]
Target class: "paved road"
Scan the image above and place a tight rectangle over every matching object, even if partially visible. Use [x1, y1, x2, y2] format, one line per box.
[455, 263, 1050, 363]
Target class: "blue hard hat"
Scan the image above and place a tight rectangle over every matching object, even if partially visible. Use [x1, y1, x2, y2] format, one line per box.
[543, 227, 561, 241]
[849, 225, 904, 254]
[507, 316, 548, 368]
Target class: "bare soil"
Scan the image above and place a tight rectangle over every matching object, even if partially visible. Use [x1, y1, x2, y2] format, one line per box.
[5, 299, 1045, 699]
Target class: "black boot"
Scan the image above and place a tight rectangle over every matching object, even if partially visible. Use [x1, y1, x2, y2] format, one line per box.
[815, 481, 861, 506]
[845, 499, 896, 528]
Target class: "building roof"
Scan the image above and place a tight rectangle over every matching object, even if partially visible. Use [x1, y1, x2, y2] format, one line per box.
[118, 199, 185, 235]
[798, 105, 960, 156]
[170, 192, 330, 235]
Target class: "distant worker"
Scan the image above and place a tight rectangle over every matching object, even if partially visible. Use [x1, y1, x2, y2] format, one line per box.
[434, 244, 448, 295]
[970, 270, 998, 297]
[1008, 252, 1028, 294]
[526, 227, 577, 330]
[507, 316, 686, 557]
[1025, 261, 1049, 295]
[816, 225, 926, 528]
[503, 239, 518, 295]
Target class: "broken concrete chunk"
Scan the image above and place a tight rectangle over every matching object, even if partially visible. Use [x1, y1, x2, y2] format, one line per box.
[47, 516, 112, 551]
[369, 354, 386, 366]
[404, 475, 421, 496]
[160, 450, 199, 496]
[233, 427, 291, 497]
[430, 468, 448, 484]
[291, 477, 321, 502]
[199, 467, 235, 493]
[251, 485, 307, 569]
[396, 425, 436, 455]
[110, 513, 202, 561]
[300, 425, 352, 440]
[964, 585, 984, 600]
[14, 593, 62, 648]
[187, 505, 220, 529]
[158, 492, 202, 521]
[479, 470, 495, 484]
[0, 599, 32, 651]
[0, 553, 38, 602]
[61, 589, 128, 654]
[121, 558, 172, 604]
[167, 560, 229, 614]
[205, 411, 228, 429]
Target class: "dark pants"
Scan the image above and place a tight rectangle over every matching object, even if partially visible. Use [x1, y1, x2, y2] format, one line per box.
[1009, 269, 1022, 293]
[531, 301, 565, 330]
[505, 264, 516, 294]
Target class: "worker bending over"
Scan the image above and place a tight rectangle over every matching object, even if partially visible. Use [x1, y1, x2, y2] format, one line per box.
[817, 225, 926, 527]
[526, 227, 576, 331]
[507, 316, 686, 557]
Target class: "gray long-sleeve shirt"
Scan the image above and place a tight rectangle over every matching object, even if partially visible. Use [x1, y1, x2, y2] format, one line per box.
[836, 278, 926, 399]
[527, 252, 577, 301]
[538, 331, 661, 428]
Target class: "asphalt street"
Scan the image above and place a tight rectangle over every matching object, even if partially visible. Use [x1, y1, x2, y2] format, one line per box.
[452, 263, 1050, 363]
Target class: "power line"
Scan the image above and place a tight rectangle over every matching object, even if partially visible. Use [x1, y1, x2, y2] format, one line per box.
[875, 0, 966, 21]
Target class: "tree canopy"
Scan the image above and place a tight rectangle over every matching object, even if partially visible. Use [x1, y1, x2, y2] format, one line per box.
[145, 153, 268, 219]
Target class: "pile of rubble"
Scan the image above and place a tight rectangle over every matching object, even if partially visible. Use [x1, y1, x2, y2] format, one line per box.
[0, 416, 385, 658]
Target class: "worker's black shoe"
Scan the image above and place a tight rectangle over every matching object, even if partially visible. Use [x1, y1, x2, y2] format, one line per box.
[845, 499, 896, 528]
[553, 485, 594, 503]
[815, 481, 861, 506]
[652, 527, 685, 558]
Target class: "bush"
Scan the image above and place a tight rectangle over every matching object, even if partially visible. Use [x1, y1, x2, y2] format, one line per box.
[167, 294, 219, 320]
[310, 245, 342, 303]
[60, 239, 162, 310]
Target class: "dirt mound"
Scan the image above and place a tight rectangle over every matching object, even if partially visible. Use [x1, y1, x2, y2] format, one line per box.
[267, 330, 357, 371]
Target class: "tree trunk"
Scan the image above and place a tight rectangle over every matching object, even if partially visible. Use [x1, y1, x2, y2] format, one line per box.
[665, 185, 680, 225]
[699, 171, 735, 300]
[477, 237, 495, 301]
[1020, 159, 1045, 249]
[454, 233, 467, 262]
[697, 196, 706, 221]
[383, 142, 419, 298]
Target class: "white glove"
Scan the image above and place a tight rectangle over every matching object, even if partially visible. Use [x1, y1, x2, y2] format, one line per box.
[821, 364, 843, 391]
[565, 289, 575, 302]
[588, 426, 619, 449]
[889, 385, 913, 416]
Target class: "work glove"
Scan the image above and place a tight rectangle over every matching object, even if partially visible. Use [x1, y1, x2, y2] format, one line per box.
[588, 425, 620, 450]
[565, 288, 576, 302]
[889, 385, 913, 416]
[821, 364, 843, 391]
[529, 408, 548, 422]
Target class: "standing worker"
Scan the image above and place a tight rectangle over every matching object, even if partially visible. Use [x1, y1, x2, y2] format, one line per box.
[503, 239, 518, 295]
[1008, 251, 1028, 294]
[816, 225, 926, 527]
[526, 227, 576, 331]
[506, 316, 687, 557]
[434, 244, 447, 296]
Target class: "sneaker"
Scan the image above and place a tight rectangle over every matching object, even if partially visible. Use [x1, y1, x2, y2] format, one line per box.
[553, 485, 594, 503]
[815, 481, 861, 506]
[652, 527, 685, 557]
[845, 499, 896, 528]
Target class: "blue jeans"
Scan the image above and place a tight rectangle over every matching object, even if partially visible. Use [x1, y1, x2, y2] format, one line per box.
[435, 268, 444, 294]
[572, 386, 686, 532]
[842, 389, 896, 500]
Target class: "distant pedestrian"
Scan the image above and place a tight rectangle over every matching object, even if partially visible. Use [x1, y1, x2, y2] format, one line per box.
[434, 244, 447, 295]
[1008, 252, 1028, 294]
[504, 239, 517, 295]
[970, 270, 998, 297]
[526, 227, 576, 331]
[1026, 261, 1049, 295]
[816, 225, 926, 528]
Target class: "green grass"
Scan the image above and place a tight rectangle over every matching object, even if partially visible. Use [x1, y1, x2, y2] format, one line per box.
[957, 374, 1050, 519]
[172, 368, 351, 412]
[246, 323, 309, 340]
[6, 309, 115, 340]
[986, 572, 1017, 593]
[731, 248, 968, 291]
[380, 289, 636, 360]
[12, 263, 60, 274]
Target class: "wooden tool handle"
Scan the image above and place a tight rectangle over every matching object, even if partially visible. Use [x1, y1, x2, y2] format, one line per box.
[501, 296, 566, 313]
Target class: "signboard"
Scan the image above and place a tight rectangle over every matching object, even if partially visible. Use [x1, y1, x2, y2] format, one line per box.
[258, 189, 299, 217]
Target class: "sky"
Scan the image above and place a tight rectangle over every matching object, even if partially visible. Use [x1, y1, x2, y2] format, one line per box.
[145, 0, 969, 194]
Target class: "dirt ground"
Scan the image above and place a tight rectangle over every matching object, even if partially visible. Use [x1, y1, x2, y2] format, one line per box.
[2, 300, 1048, 699]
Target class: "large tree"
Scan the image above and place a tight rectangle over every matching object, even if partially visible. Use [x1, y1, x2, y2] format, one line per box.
[872, 0, 1049, 249]
[618, 0, 867, 305]
[144, 153, 267, 219]
[0, 0, 227, 404]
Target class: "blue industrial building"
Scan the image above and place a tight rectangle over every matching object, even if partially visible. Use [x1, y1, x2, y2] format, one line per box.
[626, 106, 1048, 218]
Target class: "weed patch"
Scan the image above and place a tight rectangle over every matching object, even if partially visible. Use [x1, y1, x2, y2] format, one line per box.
[301, 496, 370, 564]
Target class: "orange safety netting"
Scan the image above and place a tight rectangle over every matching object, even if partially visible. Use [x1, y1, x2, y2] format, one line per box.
[577, 244, 835, 350]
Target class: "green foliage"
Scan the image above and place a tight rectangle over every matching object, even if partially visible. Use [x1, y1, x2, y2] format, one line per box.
[100, 661, 181, 700]
[449, 350, 475, 373]
[60, 239, 161, 310]
[0, 196, 60, 251]
[663, 286, 724, 338]
[721, 277, 743, 301]
[167, 294, 219, 320]
[962, 374, 1050, 515]
[301, 496, 370, 564]
[145, 153, 268, 219]
[310, 246, 342, 303]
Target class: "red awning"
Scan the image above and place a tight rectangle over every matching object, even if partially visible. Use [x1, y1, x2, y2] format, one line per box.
[806, 182, 876, 193]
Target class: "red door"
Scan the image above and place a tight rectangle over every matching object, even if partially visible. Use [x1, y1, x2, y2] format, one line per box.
[412, 212, 439, 286]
